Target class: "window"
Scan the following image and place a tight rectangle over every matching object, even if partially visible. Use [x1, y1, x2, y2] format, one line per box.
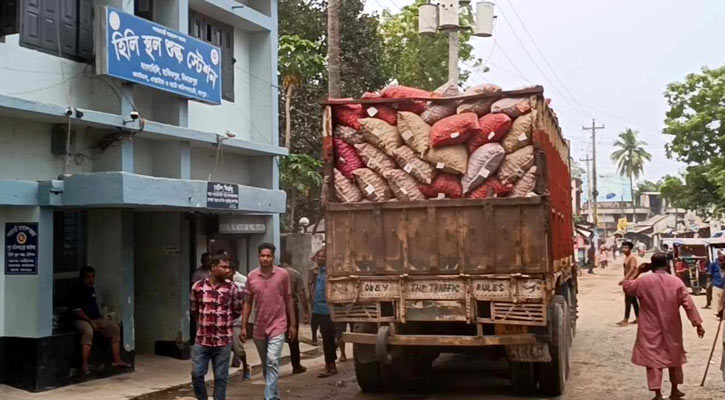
[0, 0, 19, 37]
[53, 210, 86, 275]
[18, 0, 94, 62]
[134, 0, 153, 21]
[189, 10, 234, 101]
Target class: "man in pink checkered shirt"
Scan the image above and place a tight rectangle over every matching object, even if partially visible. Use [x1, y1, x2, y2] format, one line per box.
[190, 253, 243, 400]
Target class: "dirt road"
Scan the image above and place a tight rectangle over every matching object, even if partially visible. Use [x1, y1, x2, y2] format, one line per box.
[137, 258, 725, 399]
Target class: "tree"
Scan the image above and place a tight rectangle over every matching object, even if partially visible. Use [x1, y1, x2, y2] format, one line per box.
[277, 0, 391, 232]
[379, 0, 481, 90]
[280, 154, 323, 231]
[634, 179, 662, 205]
[663, 66, 725, 213]
[610, 128, 652, 221]
[279, 35, 325, 148]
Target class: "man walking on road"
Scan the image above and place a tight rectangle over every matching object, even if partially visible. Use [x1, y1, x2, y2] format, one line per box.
[229, 263, 251, 379]
[706, 253, 724, 312]
[281, 250, 310, 374]
[242, 243, 297, 400]
[620, 253, 705, 400]
[309, 247, 339, 378]
[190, 253, 243, 400]
[618, 241, 640, 326]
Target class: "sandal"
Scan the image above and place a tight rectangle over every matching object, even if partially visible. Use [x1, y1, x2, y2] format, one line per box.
[317, 369, 338, 378]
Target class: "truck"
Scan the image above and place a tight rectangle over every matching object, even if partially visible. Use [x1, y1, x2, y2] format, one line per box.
[321, 86, 576, 396]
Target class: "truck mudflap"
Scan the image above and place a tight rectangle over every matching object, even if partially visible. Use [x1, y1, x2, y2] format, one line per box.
[328, 274, 551, 326]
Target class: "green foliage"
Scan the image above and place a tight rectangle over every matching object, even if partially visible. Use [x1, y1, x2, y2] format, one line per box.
[379, 0, 481, 90]
[280, 154, 323, 230]
[663, 66, 725, 213]
[634, 179, 662, 204]
[279, 35, 325, 88]
[610, 129, 652, 180]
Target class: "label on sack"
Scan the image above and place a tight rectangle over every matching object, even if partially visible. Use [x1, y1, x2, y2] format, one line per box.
[365, 185, 375, 195]
[478, 167, 490, 178]
[436, 162, 445, 170]
[392, 102, 399, 110]
[403, 164, 413, 173]
[450, 131, 460, 139]
[518, 133, 528, 142]
[367, 107, 378, 117]
[401, 130, 413, 141]
[488, 132, 495, 140]
[436, 193, 446, 199]
[400, 187, 408, 195]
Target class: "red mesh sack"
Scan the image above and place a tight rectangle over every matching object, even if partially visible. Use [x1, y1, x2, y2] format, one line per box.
[334, 138, 364, 179]
[467, 113, 512, 153]
[332, 103, 364, 130]
[362, 92, 397, 125]
[419, 173, 463, 199]
[430, 113, 483, 148]
[381, 85, 430, 114]
[381, 85, 431, 99]
[467, 177, 513, 199]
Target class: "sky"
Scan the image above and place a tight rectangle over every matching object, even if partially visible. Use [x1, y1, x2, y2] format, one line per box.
[363, 0, 725, 196]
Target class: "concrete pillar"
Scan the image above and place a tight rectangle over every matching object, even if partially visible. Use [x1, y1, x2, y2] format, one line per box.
[87, 210, 135, 351]
[0, 207, 53, 338]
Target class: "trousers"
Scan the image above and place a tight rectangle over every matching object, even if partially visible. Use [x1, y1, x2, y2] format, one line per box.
[625, 295, 640, 320]
[73, 318, 120, 346]
[315, 313, 337, 363]
[254, 334, 285, 400]
[287, 306, 301, 369]
[191, 344, 231, 400]
[646, 366, 683, 391]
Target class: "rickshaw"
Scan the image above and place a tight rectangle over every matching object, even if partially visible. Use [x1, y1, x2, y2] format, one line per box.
[672, 238, 710, 295]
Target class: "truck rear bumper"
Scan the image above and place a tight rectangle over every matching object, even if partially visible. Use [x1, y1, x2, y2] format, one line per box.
[342, 332, 537, 347]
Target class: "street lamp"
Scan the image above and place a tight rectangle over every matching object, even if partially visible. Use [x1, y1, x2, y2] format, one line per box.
[418, 1, 496, 84]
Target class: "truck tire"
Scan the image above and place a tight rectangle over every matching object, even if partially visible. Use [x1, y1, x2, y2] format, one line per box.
[569, 276, 578, 338]
[353, 347, 384, 393]
[537, 296, 568, 396]
[510, 362, 537, 395]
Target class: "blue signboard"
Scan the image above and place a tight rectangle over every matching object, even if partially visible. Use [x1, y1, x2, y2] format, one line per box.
[99, 7, 222, 104]
[5, 223, 38, 275]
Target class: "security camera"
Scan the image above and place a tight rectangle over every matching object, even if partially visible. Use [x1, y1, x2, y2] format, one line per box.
[64, 107, 73, 116]
[225, 130, 236, 138]
[129, 110, 140, 120]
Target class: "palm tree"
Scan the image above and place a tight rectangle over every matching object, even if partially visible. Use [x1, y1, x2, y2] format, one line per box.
[610, 129, 652, 223]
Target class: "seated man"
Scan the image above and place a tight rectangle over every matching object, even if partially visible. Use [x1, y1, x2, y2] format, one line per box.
[69, 266, 130, 374]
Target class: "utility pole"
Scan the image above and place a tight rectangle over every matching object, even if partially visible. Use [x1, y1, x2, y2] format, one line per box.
[583, 119, 605, 231]
[327, 0, 341, 98]
[580, 155, 593, 225]
[448, 30, 459, 84]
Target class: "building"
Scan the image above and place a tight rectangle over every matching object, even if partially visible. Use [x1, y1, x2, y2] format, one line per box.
[581, 192, 686, 236]
[0, 0, 284, 391]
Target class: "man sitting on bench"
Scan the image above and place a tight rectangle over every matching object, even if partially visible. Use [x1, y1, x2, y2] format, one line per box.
[69, 266, 130, 374]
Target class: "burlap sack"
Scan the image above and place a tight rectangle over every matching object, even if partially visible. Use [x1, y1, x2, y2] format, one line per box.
[334, 124, 365, 145]
[497, 145, 535, 184]
[421, 81, 460, 125]
[491, 97, 532, 119]
[334, 168, 364, 203]
[397, 111, 431, 156]
[501, 110, 535, 153]
[512, 166, 537, 197]
[359, 117, 402, 157]
[352, 168, 392, 202]
[362, 92, 397, 125]
[424, 144, 468, 175]
[392, 145, 436, 185]
[354, 143, 397, 176]
[462, 143, 505, 194]
[382, 169, 426, 201]
[456, 84, 502, 116]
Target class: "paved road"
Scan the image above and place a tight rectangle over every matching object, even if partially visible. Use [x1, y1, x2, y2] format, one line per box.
[137, 257, 725, 399]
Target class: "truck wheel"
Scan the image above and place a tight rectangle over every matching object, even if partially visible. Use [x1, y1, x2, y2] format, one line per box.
[569, 276, 579, 338]
[537, 296, 568, 396]
[510, 362, 537, 395]
[353, 346, 384, 393]
[376, 325, 393, 365]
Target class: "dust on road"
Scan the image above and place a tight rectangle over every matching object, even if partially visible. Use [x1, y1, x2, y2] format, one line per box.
[136, 258, 725, 400]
